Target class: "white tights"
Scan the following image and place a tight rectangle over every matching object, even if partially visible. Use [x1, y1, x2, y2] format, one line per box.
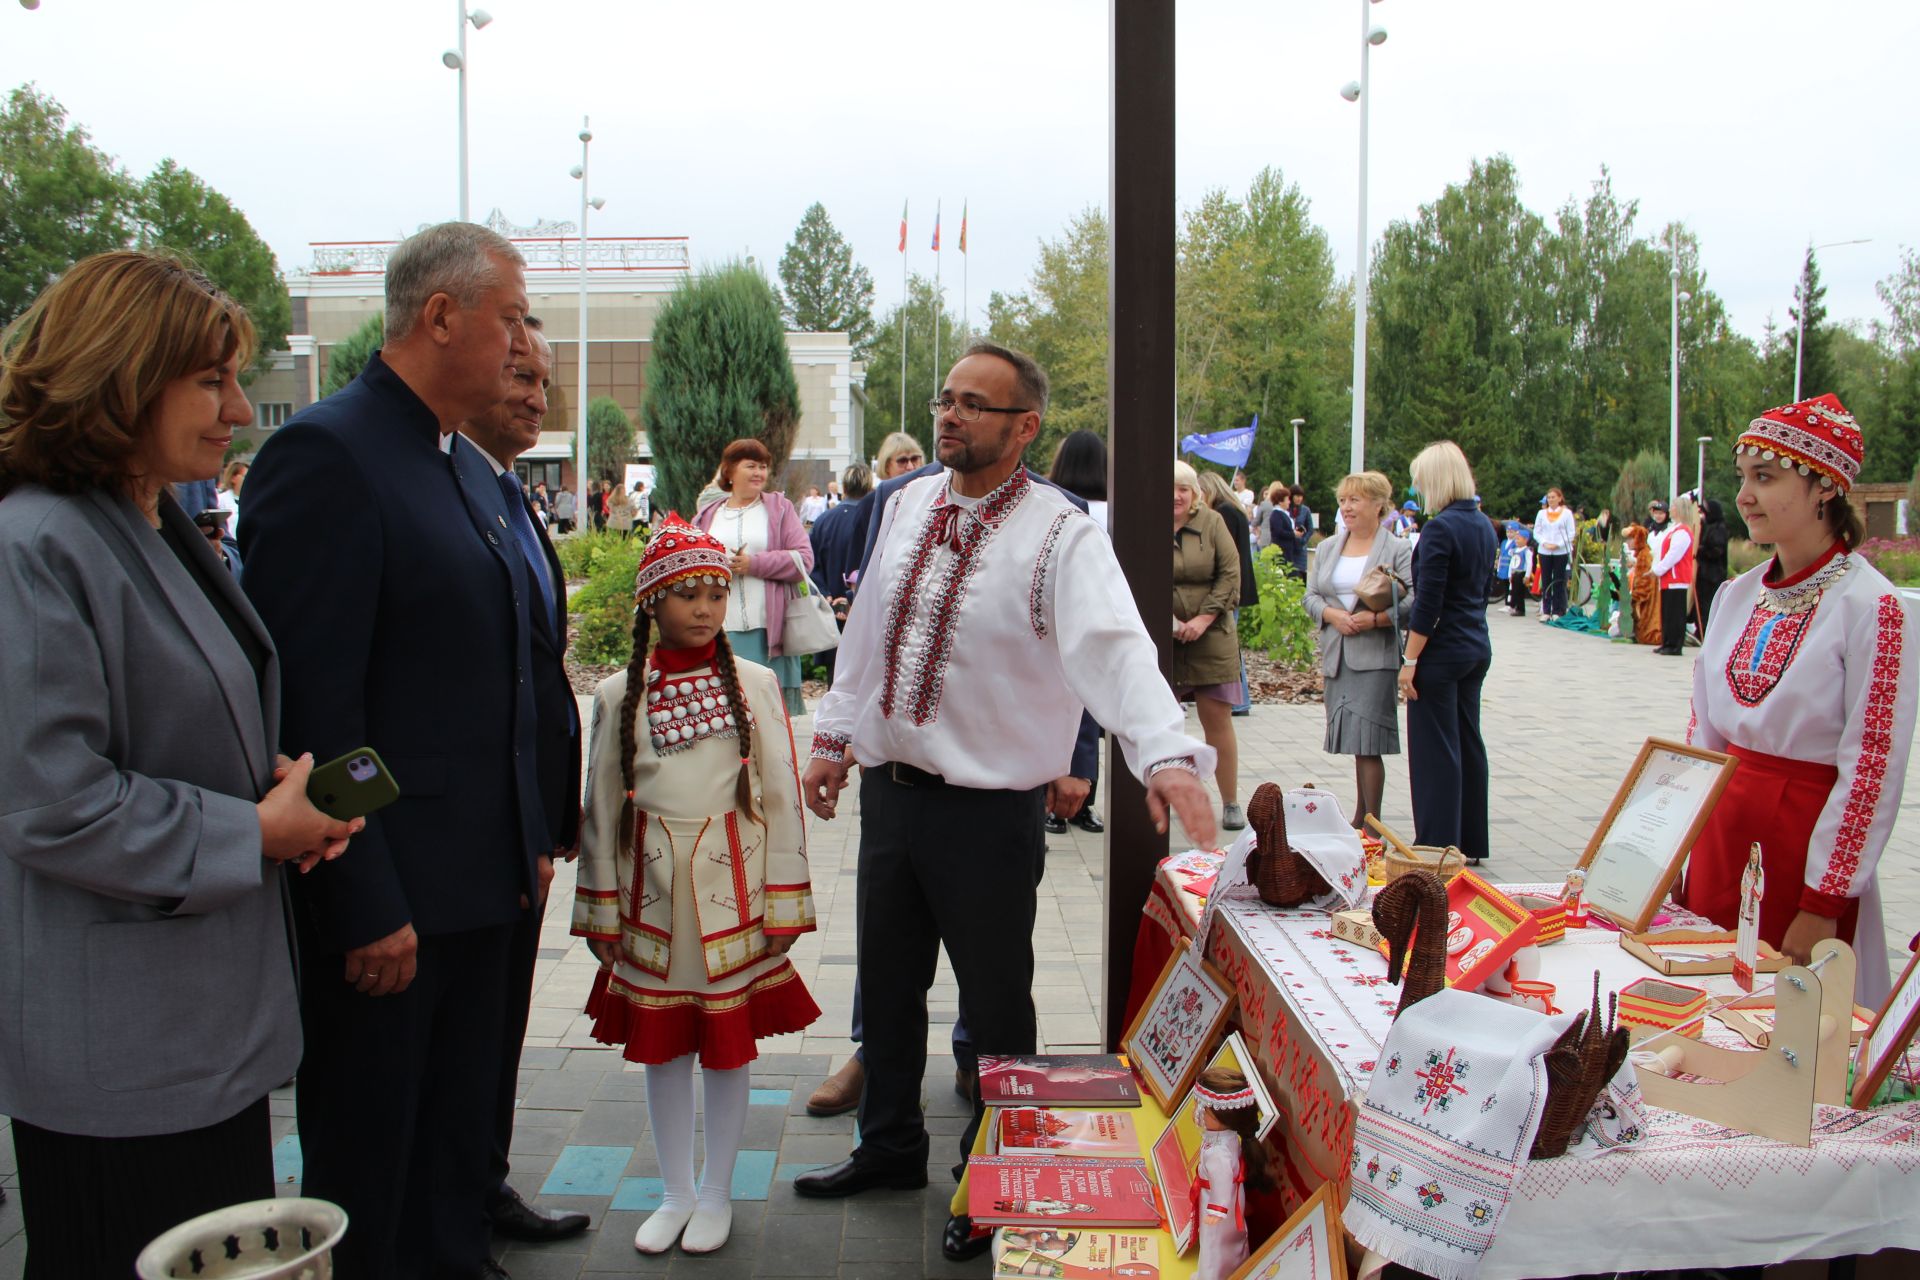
[644, 1054, 750, 1211]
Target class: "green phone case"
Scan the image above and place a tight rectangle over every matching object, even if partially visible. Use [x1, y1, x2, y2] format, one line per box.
[306, 747, 401, 821]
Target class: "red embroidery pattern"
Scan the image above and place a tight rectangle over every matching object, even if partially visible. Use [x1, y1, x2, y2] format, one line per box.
[1819, 593, 1905, 898]
[1723, 603, 1815, 707]
[1028, 509, 1075, 639]
[880, 469, 1031, 726]
[1685, 700, 1698, 746]
[809, 730, 849, 762]
[1413, 1047, 1470, 1115]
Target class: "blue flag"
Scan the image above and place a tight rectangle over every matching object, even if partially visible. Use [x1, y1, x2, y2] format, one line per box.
[1180, 416, 1258, 468]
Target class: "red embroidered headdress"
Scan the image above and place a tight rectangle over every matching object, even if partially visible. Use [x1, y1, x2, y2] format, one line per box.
[1735, 393, 1863, 495]
[632, 513, 731, 604]
[1193, 1079, 1257, 1112]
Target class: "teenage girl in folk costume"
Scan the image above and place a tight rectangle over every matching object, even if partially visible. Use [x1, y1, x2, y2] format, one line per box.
[1192, 1067, 1274, 1280]
[1684, 394, 1916, 1006]
[573, 514, 819, 1255]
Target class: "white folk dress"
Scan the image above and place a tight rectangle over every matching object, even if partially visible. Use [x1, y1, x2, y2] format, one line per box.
[1686, 545, 1916, 1005]
[1193, 1128, 1248, 1280]
[573, 653, 818, 1068]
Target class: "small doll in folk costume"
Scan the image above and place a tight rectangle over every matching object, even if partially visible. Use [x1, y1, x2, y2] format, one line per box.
[573, 514, 820, 1255]
[1192, 1067, 1275, 1280]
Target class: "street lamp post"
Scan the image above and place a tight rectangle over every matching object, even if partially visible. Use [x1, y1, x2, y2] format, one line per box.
[1290, 417, 1306, 485]
[570, 118, 605, 527]
[1792, 237, 1871, 402]
[1668, 267, 1690, 503]
[1696, 435, 1713, 502]
[1340, 0, 1387, 473]
[442, 4, 493, 221]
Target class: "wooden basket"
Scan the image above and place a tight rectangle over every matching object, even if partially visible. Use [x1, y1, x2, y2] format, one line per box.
[1245, 783, 1331, 908]
[1383, 844, 1466, 884]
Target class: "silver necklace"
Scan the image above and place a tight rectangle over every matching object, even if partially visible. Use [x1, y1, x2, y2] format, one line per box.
[1760, 551, 1849, 615]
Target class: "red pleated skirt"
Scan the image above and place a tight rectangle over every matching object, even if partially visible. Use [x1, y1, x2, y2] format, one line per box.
[1678, 742, 1857, 947]
[584, 960, 820, 1072]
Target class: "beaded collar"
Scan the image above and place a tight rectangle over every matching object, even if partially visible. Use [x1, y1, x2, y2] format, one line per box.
[642, 659, 745, 754]
[1758, 542, 1849, 615]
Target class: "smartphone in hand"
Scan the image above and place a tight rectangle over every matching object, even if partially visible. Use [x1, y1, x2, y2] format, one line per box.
[307, 747, 401, 821]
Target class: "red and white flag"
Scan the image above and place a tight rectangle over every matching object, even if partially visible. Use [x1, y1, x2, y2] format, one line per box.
[898, 200, 908, 253]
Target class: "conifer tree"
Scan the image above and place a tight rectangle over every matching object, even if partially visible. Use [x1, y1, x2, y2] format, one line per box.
[778, 203, 876, 354]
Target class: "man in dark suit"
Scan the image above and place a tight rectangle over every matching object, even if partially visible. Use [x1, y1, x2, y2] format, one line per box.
[456, 318, 590, 1246]
[242, 221, 548, 1280]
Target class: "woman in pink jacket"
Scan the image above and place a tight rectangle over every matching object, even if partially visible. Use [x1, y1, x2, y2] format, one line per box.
[696, 438, 815, 715]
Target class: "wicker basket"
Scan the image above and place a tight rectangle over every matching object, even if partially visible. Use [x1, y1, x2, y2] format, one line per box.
[1371, 870, 1450, 1017]
[1245, 783, 1331, 908]
[1384, 843, 1466, 884]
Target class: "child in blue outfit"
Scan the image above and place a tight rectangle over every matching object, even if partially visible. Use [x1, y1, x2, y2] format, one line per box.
[1504, 523, 1534, 616]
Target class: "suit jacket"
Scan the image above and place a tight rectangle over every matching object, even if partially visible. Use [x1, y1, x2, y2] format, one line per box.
[503, 472, 581, 852]
[1408, 499, 1496, 667]
[1303, 525, 1414, 676]
[241, 352, 547, 952]
[0, 485, 299, 1135]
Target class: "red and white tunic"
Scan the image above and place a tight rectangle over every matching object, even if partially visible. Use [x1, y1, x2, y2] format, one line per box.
[572, 654, 819, 1068]
[1686, 544, 1916, 1004]
[811, 467, 1212, 788]
[1193, 1127, 1248, 1280]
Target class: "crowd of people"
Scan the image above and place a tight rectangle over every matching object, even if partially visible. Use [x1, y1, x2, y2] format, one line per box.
[0, 227, 1911, 1279]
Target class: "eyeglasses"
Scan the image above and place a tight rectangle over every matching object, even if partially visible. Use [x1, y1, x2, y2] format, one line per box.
[895, 454, 924, 466]
[928, 397, 1031, 423]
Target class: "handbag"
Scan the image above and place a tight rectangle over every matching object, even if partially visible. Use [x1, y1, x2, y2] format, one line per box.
[780, 550, 841, 655]
[1354, 563, 1407, 613]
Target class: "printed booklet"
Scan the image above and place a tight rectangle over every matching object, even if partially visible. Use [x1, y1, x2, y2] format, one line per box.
[978, 1054, 1142, 1107]
[968, 1155, 1162, 1229]
[993, 1108, 1140, 1158]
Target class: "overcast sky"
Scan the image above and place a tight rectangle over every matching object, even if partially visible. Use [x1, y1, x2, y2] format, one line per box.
[5, 0, 1914, 349]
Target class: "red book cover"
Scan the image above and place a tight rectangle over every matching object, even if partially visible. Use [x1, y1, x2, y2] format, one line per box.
[994, 1230, 1162, 1279]
[968, 1156, 1162, 1228]
[978, 1055, 1142, 1107]
[995, 1108, 1139, 1158]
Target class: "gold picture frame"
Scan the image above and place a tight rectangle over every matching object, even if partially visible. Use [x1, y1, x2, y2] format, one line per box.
[1227, 1181, 1349, 1280]
[1574, 737, 1737, 933]
[1121, 938, 1236, 1112]
[1852, 946, 1920, 1109]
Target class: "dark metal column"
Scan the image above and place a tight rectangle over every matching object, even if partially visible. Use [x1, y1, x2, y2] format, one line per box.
[1103, 0, 1176, 1049]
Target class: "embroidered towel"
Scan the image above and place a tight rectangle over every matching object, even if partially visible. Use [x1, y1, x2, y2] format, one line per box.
[1346, 989, 1571, 1280]
[1570, 1059, 1651, 1158]
[1283, 786, 1367, 910]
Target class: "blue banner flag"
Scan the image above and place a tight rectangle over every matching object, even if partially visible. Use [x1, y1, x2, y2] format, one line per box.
[1179, 415, 1258, 468]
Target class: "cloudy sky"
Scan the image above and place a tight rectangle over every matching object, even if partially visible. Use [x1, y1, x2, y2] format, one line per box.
[5, 0, 1914, 346]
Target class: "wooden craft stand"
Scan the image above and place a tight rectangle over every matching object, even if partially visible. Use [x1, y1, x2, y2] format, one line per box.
[1635, 939, 1856, 1147]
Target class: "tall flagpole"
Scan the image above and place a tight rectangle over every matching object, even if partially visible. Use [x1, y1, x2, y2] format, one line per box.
[931, 199, 943, 397]
[960, 200, 969, 344]
[898, 199, 909, 439]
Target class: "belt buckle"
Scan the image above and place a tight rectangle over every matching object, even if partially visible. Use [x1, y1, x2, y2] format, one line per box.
[889, 762, 916, 788]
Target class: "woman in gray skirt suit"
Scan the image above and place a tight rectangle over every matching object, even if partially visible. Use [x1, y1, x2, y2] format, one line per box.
[1303, 471, 1413, 831]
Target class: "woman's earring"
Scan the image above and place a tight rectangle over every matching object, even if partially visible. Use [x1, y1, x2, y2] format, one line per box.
[1816, 501, 1827, 521]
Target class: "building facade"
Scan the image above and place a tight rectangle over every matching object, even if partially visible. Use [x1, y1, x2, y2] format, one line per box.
[241, 213, 864, 497]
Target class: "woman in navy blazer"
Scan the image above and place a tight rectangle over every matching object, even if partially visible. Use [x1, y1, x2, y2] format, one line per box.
[1397, 442, 1497, 863]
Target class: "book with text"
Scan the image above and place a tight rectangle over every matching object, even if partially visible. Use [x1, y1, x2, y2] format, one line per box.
[994, 1108, 1140, 1158]
[993, 1229, 1162, 1279]
[978, 1054, 1142, 1107]
[968, 1155, 1161, 1229]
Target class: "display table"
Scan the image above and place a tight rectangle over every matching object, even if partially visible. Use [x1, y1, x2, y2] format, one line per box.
[1129, 854, 1920, 1278]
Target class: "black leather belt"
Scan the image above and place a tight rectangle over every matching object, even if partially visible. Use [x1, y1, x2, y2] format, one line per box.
[885, 761, 947, 788]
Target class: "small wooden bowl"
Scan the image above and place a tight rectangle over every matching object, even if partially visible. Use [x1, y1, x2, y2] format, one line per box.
[1384, 844, 1466, 884]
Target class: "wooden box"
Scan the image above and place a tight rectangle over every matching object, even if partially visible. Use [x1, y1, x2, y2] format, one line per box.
[1621, 929, 1787, 977]
[1332, 909, 1384, 950]
[1619, 976, 1709, 1040]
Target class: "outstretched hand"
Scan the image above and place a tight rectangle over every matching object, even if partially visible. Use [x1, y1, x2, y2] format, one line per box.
[1147, 768, 1217, 848]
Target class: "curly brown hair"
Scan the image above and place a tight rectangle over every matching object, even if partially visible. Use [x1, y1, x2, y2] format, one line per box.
[0, 251, 255, 498]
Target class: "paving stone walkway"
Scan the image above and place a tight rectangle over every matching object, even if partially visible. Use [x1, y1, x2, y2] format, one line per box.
[3, 604, 1916, 1277]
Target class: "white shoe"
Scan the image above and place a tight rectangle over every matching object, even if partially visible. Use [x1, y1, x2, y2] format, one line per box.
[682, 1201, 733, 1254]
[634, 1205, 693, 1254]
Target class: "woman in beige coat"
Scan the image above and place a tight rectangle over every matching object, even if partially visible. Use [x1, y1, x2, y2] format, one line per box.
[1172, 461, 1245, 829]
[1303, 471, 1413, 831]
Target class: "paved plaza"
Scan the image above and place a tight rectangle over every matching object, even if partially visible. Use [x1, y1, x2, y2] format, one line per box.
[2, 605, 1916, 1277]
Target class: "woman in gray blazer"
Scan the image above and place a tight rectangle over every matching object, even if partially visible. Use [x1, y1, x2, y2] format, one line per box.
[0, 252, 358, 1279]
[1302, 471, 1414, 832]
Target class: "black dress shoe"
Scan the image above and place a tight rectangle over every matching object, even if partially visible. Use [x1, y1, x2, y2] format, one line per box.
[481, 1259, 511, 1279]
[943, 1213, 994, 1261]
[1043, 812, 1068, 835]
[793, 1150, 928, 1197]
[488, 1185, 590, 1242]
[1070, 809, 1104, 834]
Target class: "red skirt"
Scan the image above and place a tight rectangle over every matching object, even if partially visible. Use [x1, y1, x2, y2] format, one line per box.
[1678, 742, 1857, 947]
[584, 961, 820, 1071]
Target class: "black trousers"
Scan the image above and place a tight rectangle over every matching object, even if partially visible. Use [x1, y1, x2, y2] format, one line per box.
[12, 1096, 272, 1280]
[489, 902, 543, 1203]
[1539, 552, 1570, 615]
[1505, 573, 1528, 615]
[297, 922, 514, 1279]
[1407, 658, 1491, 860]
[855, 768, 1045, 1169]
[1658, 586, 1690, 653]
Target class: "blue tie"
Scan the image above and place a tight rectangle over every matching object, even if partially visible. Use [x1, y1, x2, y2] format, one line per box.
[499, 471, 557, 628]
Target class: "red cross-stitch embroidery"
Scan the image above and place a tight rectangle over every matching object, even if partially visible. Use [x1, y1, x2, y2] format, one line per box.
[1818, 593, 1905, 898]
[1723, 603, 1815, 707]
[1028, 509, 1075, 639]
[1413, 1047, 1470, 1115]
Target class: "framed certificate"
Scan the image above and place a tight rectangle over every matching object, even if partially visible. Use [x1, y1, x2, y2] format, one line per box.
[1575, 737, 1736, 932]
[1227, 1181, 1348, 1280]
[1852, 947, 1920, 1109]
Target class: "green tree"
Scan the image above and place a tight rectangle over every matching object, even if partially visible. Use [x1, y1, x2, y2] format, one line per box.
[1611, 449, 1668, 522]
[777, 202, 875, 354]
[1785, 247, 1836, 403]
[0, 85, 136, 326]
[862, 272, 967, 461]
[985, 209, 1111, 465]
[643, 260, 800, 516]
[135, 159, 291, 375]
[320, 314, 384, 397]
[587, 395, 636, 482]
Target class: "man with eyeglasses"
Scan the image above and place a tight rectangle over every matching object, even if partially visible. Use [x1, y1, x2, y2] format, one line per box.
[795, 343, 1216, 1252]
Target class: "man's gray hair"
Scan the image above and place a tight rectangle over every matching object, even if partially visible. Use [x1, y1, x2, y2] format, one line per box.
[962, 340, 1049, 418]
[384, 222, 525, 342]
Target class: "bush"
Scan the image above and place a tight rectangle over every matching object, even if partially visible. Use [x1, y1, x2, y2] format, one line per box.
[565, 531, 647, 667]
[1237, 546, 1319, 673]
[1857, 537, 1920, 587]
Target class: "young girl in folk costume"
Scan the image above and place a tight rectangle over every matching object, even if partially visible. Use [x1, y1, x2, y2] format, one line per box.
[1192, 1068, 1274, 1280]
[574, 514, 820, 1255]
[1685, 395, 1917, 1006]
